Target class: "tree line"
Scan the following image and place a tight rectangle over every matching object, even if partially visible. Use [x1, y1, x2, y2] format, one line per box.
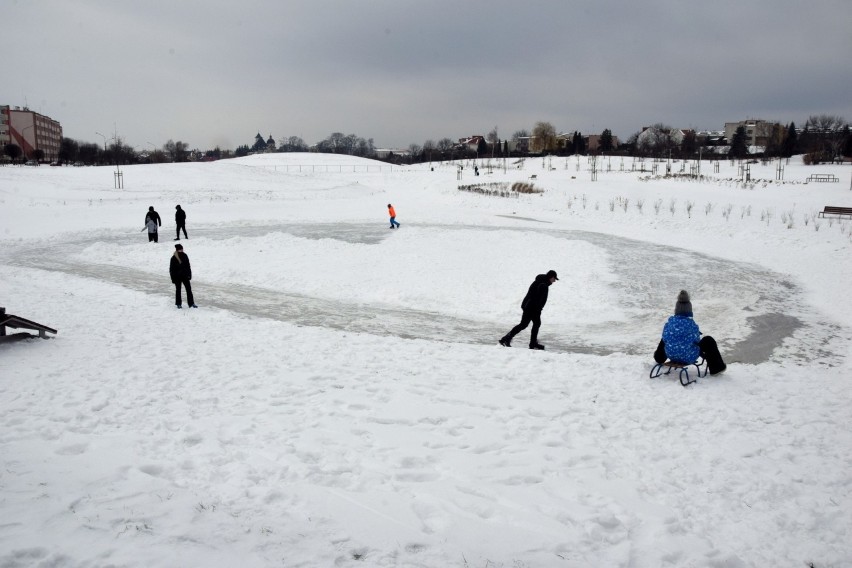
[5, 114, 849, 166]
[622, 114, 850, 163]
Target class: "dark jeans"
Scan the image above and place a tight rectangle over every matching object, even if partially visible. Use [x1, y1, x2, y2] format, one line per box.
[176, 223, 187, 239]
[654, 336, 726, 374]
[174, 279, 194, 307]
[148, 231, 158, 242]
[504, 310, 542, 346]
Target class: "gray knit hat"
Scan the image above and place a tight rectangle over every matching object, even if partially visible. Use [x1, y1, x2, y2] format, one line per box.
[674, 290, 693, 316]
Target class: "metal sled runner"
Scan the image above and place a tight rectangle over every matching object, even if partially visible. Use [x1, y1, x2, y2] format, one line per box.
[649, 358, 707, 386]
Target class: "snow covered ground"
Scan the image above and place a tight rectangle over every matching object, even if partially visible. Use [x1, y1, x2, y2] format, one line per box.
[1, 153, 851, 567]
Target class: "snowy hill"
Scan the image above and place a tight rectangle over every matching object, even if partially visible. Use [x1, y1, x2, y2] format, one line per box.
[1, 155, 851, 567]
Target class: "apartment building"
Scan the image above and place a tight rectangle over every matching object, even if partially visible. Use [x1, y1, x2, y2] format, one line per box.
[724, 119, 778, 148]
[0, 107, 9, 149]
[1, 105, 63, 162]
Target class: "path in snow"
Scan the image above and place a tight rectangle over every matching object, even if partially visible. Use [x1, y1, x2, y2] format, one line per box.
[3, 221, 846, 366]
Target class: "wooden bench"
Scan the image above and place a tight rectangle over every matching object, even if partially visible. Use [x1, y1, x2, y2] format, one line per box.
[806, 174, 839, 183]
[0, 307, 58, 342]
[817, 206, 852, 219]
[649, 358, 707, 386]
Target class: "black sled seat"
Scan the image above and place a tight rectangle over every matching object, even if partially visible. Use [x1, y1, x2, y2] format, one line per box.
[649, 358, 707, 387]
[0, 307, 58, 343]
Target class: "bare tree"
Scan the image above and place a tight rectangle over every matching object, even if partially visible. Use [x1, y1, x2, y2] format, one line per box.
[148, 149, 168, 163]
[423, 139, 435, 162]
[108, 137, 137, 165]
[531, 122, 557, 153]
[355, 137, 375, 157]
[806, 114, 848, 162]
[4, 143, 22, 163]
[635, 124, 679, 158]
[78, 142, 99, 164]
[408, 144, 422, 161]
[163, 139, 189, 162]
[58, 137, 79, 164]
[282, 136, 307, 152]
[487, 126, 499, 158]
[328, 132, 345, 153]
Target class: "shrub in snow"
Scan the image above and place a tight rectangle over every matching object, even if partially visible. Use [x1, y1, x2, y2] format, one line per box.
[457, 181, 542, 197]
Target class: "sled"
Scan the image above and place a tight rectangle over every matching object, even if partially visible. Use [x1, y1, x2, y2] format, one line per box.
[0, 307, 57, 342]
[649, 357, 707, 387]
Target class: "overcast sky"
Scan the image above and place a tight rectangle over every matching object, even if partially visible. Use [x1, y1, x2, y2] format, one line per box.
[4, 0, 851, 151]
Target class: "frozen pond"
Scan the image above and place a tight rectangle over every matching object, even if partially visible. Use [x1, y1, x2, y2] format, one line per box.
[5, 221, 844, 366]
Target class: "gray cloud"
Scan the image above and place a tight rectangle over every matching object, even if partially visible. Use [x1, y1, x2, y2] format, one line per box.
[3, 0, 850, 150]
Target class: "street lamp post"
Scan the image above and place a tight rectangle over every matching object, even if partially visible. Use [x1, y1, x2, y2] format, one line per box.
[95, 132, 108, 166]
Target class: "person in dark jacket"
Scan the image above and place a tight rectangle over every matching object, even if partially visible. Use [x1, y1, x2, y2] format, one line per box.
[653, 290, 726, 375]
[499, 270, 558, 350]
[174, 205, 188, 240]
[169, 243, 197, 309]
[145, 206, 162, 243]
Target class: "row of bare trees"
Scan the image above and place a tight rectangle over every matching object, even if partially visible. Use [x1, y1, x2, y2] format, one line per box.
[9, 114, 846, 167]
[3, 135, 213, 165]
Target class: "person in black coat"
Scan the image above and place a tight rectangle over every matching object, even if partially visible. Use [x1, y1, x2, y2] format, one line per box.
[174, 204, 188, 240]
[499, 270, 558, 350]
[169, 243, 196, 308]
[145, 206, 161, 242]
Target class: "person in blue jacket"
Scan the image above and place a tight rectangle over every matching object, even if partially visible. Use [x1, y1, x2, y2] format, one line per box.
[654, 290, 726, 375]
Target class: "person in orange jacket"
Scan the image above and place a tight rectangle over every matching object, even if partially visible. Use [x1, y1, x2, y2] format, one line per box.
[388, 203, 400, 229]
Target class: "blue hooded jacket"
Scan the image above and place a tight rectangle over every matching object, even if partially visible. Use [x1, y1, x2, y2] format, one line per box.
[661, 315, 701, 363]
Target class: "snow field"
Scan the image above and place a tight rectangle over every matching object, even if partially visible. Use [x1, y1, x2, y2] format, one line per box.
[1, 154, 851, 566]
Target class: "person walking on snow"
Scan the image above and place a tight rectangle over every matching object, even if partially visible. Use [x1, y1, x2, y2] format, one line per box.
[388, 203, 400, 229]
[653, 290, 726, 375]
[169, 243, 197, 309]
[174, 204, 188, 240]
[144, 206, 161, 242]
[499, 270, 558, 350]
